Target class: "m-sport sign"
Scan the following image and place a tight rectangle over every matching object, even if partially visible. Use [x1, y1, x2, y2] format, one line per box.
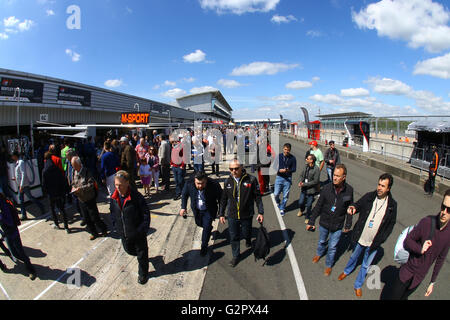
[0, 77, 44, 103]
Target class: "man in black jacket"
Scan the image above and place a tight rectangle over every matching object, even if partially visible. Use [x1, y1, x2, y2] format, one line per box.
[179, 171, 222, 256]
[42, 152, 70, 233]
[338, 173, 397, 298]
[307, 164, 353, 276]
[219, 159, 264, 267]
[324, 140, 340, 184]
[110, 170, 151, 285]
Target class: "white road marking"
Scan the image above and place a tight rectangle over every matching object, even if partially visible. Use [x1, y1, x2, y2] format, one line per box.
[33, 237, 109, 300]
[270, 193, 309, 300]
[0, 281, 11, 300]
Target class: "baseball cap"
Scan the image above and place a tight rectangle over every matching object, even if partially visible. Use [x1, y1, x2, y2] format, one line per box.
[309, 141, 318, 147]
[120, 136, 129, 142]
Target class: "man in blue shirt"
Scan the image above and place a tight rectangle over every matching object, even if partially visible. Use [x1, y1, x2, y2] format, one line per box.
[274, 143, 297, 216]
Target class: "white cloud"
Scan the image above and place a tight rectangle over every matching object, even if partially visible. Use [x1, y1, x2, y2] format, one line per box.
[182, 77, 196, 83]
[164, 80, 177, 87]
[312, 76, 320, 82]
[270, 94, 295, 101]
[162, 88, 187, 99]
[340, 88, 370, 97]
[17, 19, 34, 32]
[46, 9, 55, 16]
[217, 79, 244, 88]
[4, 16, 19, 27]
[413, 52, 450, 79]
[306, 30, 323, 38]
[183, 49, 207, 63]
[126, 6, 133, 14]
[271, 14, 297, 24]
[2, 16, 35, 37]
[199, 0, 280, 15]
[65, 49, 81, 62]
[311, 77, 450, 115]
[190, 86, 219, 94]
[286, 80, 313, 90]
[310, 94, 344, 105]
[231, 61, 299, 76]
[366, 77, 412, 95]
[4, 28, 18, 34]
[352, 0, 450, 53]
[104, 79, 123, 88]
[409, 89, 450, 113]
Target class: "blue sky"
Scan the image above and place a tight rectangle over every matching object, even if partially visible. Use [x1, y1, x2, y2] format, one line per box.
[1, 0, 450, 120]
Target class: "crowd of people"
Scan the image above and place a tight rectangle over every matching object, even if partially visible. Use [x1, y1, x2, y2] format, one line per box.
[0, 128, 448, 300]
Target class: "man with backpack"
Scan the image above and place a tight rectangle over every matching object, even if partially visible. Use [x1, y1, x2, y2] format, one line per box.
[339, 173, 397, 298]
[386, 189, 450, 300]
[219, 159, 264, 267]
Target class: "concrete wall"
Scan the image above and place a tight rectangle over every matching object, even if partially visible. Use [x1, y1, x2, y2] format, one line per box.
[176, 93, 213, 113]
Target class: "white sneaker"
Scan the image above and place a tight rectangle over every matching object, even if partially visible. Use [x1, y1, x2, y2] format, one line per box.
[280, 210, 285, 217]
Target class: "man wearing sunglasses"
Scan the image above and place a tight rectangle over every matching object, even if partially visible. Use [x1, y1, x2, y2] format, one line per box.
[219, 159, 264, 267]
[386, 189, 450, 300]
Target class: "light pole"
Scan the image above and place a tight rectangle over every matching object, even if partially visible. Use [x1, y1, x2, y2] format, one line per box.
[13, 87, 21, 137]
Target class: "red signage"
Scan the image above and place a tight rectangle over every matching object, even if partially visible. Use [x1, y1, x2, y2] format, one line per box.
[121, 113, 150, 124]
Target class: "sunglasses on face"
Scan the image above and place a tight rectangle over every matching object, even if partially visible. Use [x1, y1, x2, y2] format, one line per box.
[229, 167, 241, 171]
[441, 203, 450, 213]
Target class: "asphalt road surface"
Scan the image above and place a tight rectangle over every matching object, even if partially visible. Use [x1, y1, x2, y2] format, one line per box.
[200, 133, 449, 300]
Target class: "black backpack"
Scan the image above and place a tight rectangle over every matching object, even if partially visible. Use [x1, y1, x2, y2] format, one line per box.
[254, 222, 270, 265]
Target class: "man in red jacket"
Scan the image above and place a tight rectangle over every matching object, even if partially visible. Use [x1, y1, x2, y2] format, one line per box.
[49, 144, 64, 173]
[386, 189, 450, 300]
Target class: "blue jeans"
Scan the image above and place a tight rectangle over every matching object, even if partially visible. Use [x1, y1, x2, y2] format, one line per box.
[193, 163, 204, 173]
[199, 210, 214, 249]
[228, 217, 252, 258]
[18, 186, 45, 217]
[317, 226, 342, 268]
[274, 176, 292, 211]
[326, 167, 334, 183]
[4, 230, 35, 273]
[298, 192, 314, 219]
[172, 167, 186, 196]
[344, 243, 378, 289]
